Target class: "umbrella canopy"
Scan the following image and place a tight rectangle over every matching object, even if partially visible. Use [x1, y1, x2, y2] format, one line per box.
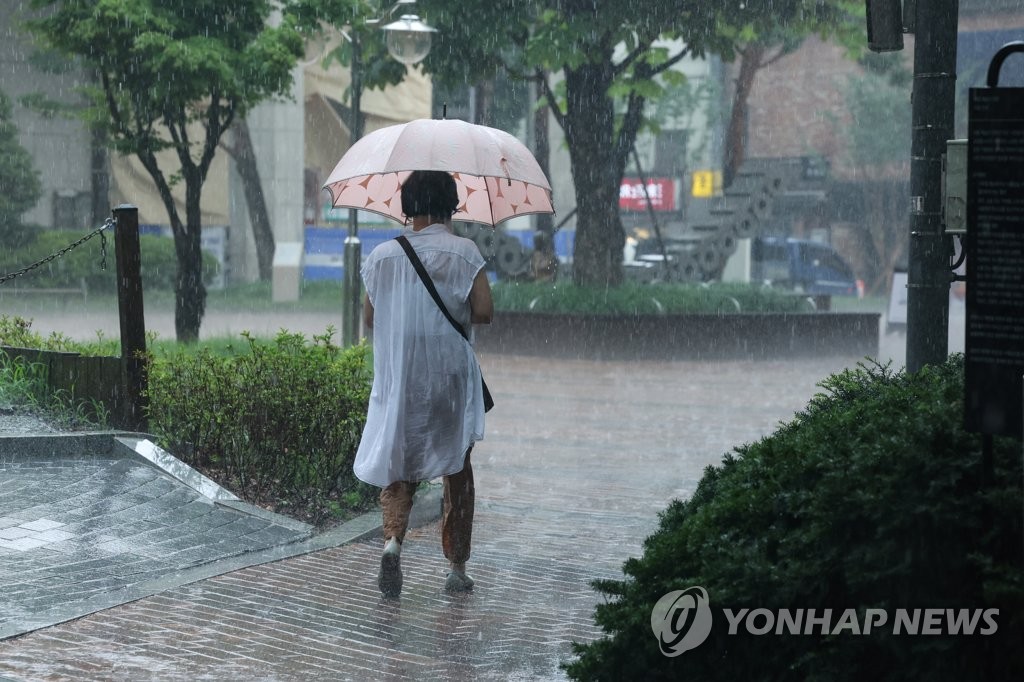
[322, 118, 554, 227]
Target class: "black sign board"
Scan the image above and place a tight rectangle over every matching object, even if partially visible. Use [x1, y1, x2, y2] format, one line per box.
[965, 43, 1024, 440]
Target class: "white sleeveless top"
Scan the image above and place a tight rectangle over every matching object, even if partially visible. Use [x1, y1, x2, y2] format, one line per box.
[353, 224, 487, 487]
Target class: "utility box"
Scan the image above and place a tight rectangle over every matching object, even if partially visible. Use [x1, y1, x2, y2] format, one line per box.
[943, 139, 967, 235]
[272, 242, 304, 303]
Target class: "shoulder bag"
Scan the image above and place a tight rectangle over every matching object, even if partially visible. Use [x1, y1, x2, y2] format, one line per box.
[395, 235, 494, 412]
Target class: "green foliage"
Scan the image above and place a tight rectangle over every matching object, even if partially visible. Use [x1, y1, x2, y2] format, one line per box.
[27, 0, 305, 341]
[492, 282, 814, 315]
[0, 344, 111, 430]
[0, 351, 46, 406]
[839, 65, 912, 168]
[0, 314, 96, 353]
[0, 230, 219, 293]
[416, 0, 861, 287]
[287, 0, 408, 96]
[0, 89, 42, 246]
[565, 355, 1023, 681]
[146, 330, 376, 525]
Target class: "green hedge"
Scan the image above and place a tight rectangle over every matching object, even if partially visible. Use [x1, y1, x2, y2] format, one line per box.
[146, 330, 376, 524]
[492, 281, 815, 315]
[566, 355, 1022, 681]
[0, 229, 219, 292]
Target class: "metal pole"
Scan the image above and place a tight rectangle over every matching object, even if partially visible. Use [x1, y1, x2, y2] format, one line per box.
[906, 0, 958, 372]
[113, 205, 148, 430]
[342, 33, 365, 347]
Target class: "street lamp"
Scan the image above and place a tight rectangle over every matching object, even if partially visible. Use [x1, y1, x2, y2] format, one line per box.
[341, 2, 436, 347]
[381, 14, 437, 65]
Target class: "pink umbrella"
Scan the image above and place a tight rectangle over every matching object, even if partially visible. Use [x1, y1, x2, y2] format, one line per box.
[322, 118, 554, 227]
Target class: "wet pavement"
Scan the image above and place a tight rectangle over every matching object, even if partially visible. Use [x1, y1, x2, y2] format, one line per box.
[0, 434, 317, 639]
[0, 304, 963, 680]
[0, 349, 872, 681]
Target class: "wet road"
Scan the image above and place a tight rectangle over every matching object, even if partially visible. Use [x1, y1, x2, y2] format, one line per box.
[0, 304, 967, 680]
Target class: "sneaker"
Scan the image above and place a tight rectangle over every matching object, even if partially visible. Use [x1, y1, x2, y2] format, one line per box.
[378, 538, 402, 598]
[444, 568, 474, 593]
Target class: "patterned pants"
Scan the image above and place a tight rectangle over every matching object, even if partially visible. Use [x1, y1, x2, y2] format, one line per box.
[379, 448, 474, 565]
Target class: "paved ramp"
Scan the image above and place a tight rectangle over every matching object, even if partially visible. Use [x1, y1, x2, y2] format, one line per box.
[0, 433, 313, 638]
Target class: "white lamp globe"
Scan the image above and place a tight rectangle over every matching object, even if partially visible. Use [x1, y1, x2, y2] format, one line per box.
[382, 14, 436, 65]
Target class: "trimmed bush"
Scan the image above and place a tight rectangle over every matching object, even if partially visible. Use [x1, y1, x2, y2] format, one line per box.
[492, 281, 815, 315]
[565, 355, 1022, 681]
[146, 330, 375, 525]
[0, 229, 218, 292]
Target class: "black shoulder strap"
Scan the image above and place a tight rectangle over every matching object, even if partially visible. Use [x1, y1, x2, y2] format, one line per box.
[395, 235, 469, 340]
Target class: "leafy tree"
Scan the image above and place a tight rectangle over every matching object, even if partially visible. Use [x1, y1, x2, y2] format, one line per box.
[416, 0, 860, 286]
[830, 53, 913, 294]
[0, 89, 42, 247]
[28, 0, 304, 342]
[720, 10, 864, 186]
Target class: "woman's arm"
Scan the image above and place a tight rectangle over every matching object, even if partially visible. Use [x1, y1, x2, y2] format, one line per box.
[469, 269, 493, 324]
[363, 294, 374, 330]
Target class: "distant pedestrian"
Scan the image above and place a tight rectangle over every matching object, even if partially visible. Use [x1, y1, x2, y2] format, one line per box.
[354, 170, 493, 598]
[530, 231, 558, 282]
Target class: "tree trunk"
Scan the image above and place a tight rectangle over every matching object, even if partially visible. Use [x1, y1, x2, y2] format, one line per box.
[564, 61, 625, 287]
[175, 173, 207, 343]
[723, 43, 766, 187]
[533, 96, 554, 245]
[230, 120, 275, 281]
[473, 79, 495, 126]
[89, 125, 109, 226]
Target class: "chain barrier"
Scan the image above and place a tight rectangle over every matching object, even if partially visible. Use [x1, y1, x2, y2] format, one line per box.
[0, 217, 113, 286]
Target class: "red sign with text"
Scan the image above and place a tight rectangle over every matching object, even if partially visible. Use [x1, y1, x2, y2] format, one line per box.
[619, 177, 676, 211]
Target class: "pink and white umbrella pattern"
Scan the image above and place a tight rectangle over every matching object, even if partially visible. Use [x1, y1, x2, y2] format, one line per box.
[322, 118, 554, 227]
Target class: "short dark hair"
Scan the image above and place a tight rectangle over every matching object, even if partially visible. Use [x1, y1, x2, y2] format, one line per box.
[401, 170, 459, 219]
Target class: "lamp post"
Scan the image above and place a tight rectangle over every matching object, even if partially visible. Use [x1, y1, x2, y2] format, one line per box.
[341, 2, 436, 347]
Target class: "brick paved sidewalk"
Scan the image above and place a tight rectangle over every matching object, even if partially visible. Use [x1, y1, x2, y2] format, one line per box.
[0, 353, 859, 681]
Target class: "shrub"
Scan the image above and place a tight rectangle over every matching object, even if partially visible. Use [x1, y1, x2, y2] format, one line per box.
[1, 314, 71, 351]
[492, 281, 815, 315]
[565, 355, 1022, 681]
[146, 330, 376, 525]
[0, 230, 219, 293]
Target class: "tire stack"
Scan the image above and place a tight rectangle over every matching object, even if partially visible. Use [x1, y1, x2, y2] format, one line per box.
[453, 223, 531, 278]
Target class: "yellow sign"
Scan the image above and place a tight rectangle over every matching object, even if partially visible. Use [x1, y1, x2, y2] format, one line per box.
[691, 170, 720, 198]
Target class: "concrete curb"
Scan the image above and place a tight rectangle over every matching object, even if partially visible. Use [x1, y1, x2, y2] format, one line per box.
[0, 431, 443, 640]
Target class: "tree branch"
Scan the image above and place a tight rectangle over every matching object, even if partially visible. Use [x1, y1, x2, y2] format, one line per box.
[646, 46, 693, 77]
[615, 89, 646, 178]
[612, 43, 650, 78]
[100, 71, 128, 140]
[198, 93, 232, 181]
[760, 45, 789, 69]
[537, 69, 567, 131]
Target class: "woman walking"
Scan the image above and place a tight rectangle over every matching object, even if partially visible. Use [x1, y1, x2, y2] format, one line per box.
[354, 170, 493, 597]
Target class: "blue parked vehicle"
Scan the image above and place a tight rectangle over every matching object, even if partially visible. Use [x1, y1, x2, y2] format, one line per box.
[751, 236, 858, 298]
